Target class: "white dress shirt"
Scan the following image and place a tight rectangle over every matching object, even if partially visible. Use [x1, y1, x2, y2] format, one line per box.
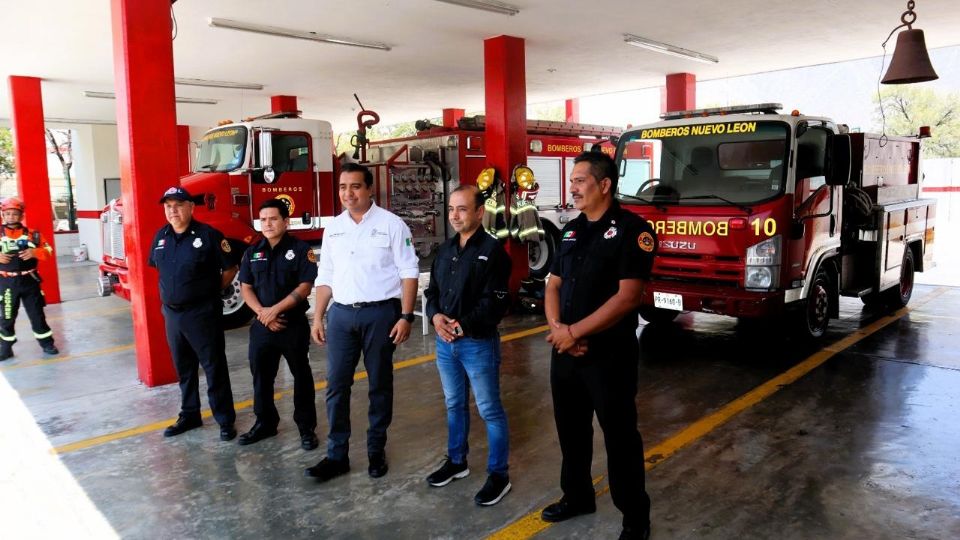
[316, 202, 420, 304]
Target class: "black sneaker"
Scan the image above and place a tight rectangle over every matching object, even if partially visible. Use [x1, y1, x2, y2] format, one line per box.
[619, 525, 651, 540]
[426, 457, 470, 487]
[42, 345, 59, 355]
[474, 473, 511, 506]
[300, 430, 319, 451]
[163, 414, 203, 437]
[219, 424, 237, 441]
[304, 457, 350, 482]
[0, 350, 12, 361]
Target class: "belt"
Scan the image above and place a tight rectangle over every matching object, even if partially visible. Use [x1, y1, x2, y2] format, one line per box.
[0, 269, 36, 277]
[163, 298, 216, 312]
[334, 298, 399, 309]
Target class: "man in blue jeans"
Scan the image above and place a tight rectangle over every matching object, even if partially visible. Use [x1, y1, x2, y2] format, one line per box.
[424, 185, 512, 506]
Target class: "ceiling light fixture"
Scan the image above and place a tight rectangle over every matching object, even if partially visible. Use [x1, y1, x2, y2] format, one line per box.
[208, 17, 391, 51]
[623, 34, 718, 64]
[434, 0, 519, 16]
[83, 91, 219, 105]
[175, 77, 264, 91]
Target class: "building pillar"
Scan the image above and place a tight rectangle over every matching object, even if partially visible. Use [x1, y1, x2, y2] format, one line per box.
[111, 0, 179, 386]
[483, 35, 528, 293]
[8, 76, 61, 304]
[565, 98, 580, 123]
[442, 108, 464, 128]
[270, 95, 298, 114]
[663, 72, 696, 114]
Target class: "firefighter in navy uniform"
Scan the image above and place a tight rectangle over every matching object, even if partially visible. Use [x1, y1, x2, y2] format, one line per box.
[541, 152, 656, 540]
[149, 186, 238, 441]
[237, 199, 319, 450]
[0, 197, 58, 360]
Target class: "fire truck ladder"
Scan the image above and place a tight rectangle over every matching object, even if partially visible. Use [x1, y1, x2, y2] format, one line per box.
[457, 115, 622, 138]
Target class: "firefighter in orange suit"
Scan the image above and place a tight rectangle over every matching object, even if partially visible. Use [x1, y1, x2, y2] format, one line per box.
[0, 197, 58, 360]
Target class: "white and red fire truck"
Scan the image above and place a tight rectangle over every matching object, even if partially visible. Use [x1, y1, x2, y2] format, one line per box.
[613, 103, 936, 338]
[97, 110, 336, 327]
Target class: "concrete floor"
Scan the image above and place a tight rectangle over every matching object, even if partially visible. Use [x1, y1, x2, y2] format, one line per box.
[1, 263, 959, 539]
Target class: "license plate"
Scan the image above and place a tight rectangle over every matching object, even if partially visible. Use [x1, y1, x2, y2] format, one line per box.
[653, 292, 684, 311]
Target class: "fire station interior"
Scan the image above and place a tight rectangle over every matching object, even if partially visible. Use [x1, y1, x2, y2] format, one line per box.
[2, 1, 960, 539]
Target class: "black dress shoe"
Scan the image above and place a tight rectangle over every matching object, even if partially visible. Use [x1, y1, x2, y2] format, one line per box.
[540, 497, 597, 523]
[300, 431, 319, 451]
[304, 457, 350, 481]
[163, 414, 203, 437]
[238, 422, 278, 446]
[220, 424, 237, 441]
[42, 345, 59, 355]
[619, 525, 651, 540]
[368, 453, 388, 478]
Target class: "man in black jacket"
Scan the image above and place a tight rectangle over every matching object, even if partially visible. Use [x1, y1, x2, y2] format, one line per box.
[424, 185, 513, 506]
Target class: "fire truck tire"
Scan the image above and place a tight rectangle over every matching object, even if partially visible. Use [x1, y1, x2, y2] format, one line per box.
[528, 221, 559, 280]
[221, 273, 254, 329]
[639, 306, 680, 325]
[795, 266, 833, 340]
[96, 275, 113, 297]
[883, 247, 915, 309]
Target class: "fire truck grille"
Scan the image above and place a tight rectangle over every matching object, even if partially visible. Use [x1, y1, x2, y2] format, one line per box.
[653, 253, 742, 286]
[102, 207, 125, 260]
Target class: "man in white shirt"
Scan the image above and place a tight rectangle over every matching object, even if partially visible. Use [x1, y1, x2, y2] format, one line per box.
[306, 162, 419, 482]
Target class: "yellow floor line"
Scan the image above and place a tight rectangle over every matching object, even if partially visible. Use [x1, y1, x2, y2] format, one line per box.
[486, 288, 948, 540]
[45, 305, 131, 323]
[52, 324, 549, 455]
[0, 344, 135, 373]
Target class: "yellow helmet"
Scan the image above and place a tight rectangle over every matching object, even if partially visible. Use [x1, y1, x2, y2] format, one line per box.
[476, 167, 496, 191]
[513, 166, 536, 190]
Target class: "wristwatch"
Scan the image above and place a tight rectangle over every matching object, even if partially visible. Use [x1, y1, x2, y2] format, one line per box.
[399, 313, 415, 323]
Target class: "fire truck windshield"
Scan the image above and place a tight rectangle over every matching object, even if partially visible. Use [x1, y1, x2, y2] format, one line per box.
[616, 121, 789, 207]
[195, 127, 248, 173]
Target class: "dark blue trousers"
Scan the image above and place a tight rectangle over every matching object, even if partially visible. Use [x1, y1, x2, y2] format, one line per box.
[162, 300, 236, 427]
[249, 314, 316, 432]
[324, 300, 400, 461]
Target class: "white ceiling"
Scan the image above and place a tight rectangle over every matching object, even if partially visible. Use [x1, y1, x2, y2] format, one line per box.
[1, 0, 959, 133]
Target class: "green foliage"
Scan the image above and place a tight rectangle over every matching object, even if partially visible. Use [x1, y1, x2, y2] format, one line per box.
[874, 86, 960, 158]
[0, 128, 14, 176]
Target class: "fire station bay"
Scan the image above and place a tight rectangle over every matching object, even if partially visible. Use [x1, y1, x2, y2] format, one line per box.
[3, 2, 960, 539]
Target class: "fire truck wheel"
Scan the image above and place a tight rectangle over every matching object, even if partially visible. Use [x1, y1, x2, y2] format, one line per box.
[883, 247, 915, 309]
[222, 273, 254, 329]
[639, 306, 679, 325]
[96, 275, 113, 297]
[528, 222, 559, 280]
[797, 267, 832, 340]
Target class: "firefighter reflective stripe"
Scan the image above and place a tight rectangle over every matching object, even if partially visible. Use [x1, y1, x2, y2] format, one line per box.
[3, 288, 11, 319]
[0, 333, 15, 341]
[481, 183, 509, 240]
[33, 329, 53, 339]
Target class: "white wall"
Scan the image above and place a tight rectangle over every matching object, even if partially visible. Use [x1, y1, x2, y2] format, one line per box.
[68, 123, 119, 262]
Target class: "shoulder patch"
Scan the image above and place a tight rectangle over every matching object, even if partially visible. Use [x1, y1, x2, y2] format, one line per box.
[638, 231, 655, 252]
[307, 250, 317, 263]
[220, 239, 231, 253]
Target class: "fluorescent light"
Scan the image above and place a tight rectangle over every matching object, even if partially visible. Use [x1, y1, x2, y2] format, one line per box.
[208, 17, 391, 51]
[434, 0, 520, 15]
[175, 77, 263, 91]
[83, 91, 219, 105]
[623, 34, 718, 64]
[44, 117, 116, 125]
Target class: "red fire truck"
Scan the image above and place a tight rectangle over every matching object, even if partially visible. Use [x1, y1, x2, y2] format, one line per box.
[613, 103, 936, 339]
[364, 115, 652, 280]
[97, 111, 337, 327]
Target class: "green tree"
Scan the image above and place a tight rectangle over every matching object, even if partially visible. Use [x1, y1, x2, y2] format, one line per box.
[874, 86, 960, 158]
[45, 129, 77, 230]
[0, 128, 14, 177]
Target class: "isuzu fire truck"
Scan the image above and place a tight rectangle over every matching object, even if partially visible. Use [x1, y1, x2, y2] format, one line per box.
[98, 111, 336, 327]
[613, 103, 936, 339]
[365, 115, 653, 280]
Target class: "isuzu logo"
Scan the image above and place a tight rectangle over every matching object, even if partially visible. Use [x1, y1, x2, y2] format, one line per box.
[660, 240, 697, 250]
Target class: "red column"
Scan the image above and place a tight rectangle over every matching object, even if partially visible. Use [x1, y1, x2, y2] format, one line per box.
[565, 98, 580, 123]
[111, 0, 178, 386]
[442, 108, 465, 128]
[271, 95, 298, 114]
[176, 125, 192, 177]
[8, 76, 61, 304]
[664, 72, 696, 114]
[484, 35, 528, 293]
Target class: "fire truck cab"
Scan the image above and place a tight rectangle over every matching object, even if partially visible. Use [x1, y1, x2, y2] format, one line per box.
[98, 112, 336, 327]
[614, 103, 936, 339]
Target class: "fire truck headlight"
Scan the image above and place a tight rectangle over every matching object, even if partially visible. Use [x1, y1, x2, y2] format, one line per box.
[746, 235, 781, 265]
[745, 266, 774, 289]
[745, 235, 781, 290]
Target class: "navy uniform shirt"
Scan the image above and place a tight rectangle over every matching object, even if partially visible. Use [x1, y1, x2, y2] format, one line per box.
[549, 200, 656, 342]
[148, 220, 236, 307]
[238, 233, 318, 318]
[425, 229, 511, 338]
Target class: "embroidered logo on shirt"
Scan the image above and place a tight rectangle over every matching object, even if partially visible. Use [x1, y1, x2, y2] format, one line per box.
[155, 239, 165, 249]
[638, 231, 655, 252]
[252, 252, 265, 260]
[285, 249, 295, 260]
[604, 227, 618, 239]
[478, 255, 488, 261]
[307, 250, 317, 263]
[193, 238, 203, 248]
[562, 231, 576, 242]
[220, 239, 231, 253]
[405, 238, 412, 247]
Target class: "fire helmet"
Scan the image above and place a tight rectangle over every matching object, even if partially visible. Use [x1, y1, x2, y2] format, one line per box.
[1, 197, 24, 213]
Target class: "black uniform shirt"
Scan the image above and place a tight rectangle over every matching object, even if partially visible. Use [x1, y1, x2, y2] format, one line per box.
[238, 233, 318, 317]
[549, 200, 656, 340]
[425, 229, 511, 338]
[148, 220, 235, 307]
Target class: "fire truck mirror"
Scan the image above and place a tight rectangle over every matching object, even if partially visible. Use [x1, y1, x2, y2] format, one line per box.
[826, 134, 851, 187]
[258, 131, 274, 169]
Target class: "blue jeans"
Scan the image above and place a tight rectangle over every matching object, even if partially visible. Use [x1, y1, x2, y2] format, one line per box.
[435, 335, 509, 475]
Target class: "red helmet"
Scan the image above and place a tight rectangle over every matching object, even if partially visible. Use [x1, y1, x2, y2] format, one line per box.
[1, 197, 24, 212]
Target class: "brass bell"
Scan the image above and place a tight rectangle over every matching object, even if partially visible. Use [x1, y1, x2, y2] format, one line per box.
[882, 28, 939, 84]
